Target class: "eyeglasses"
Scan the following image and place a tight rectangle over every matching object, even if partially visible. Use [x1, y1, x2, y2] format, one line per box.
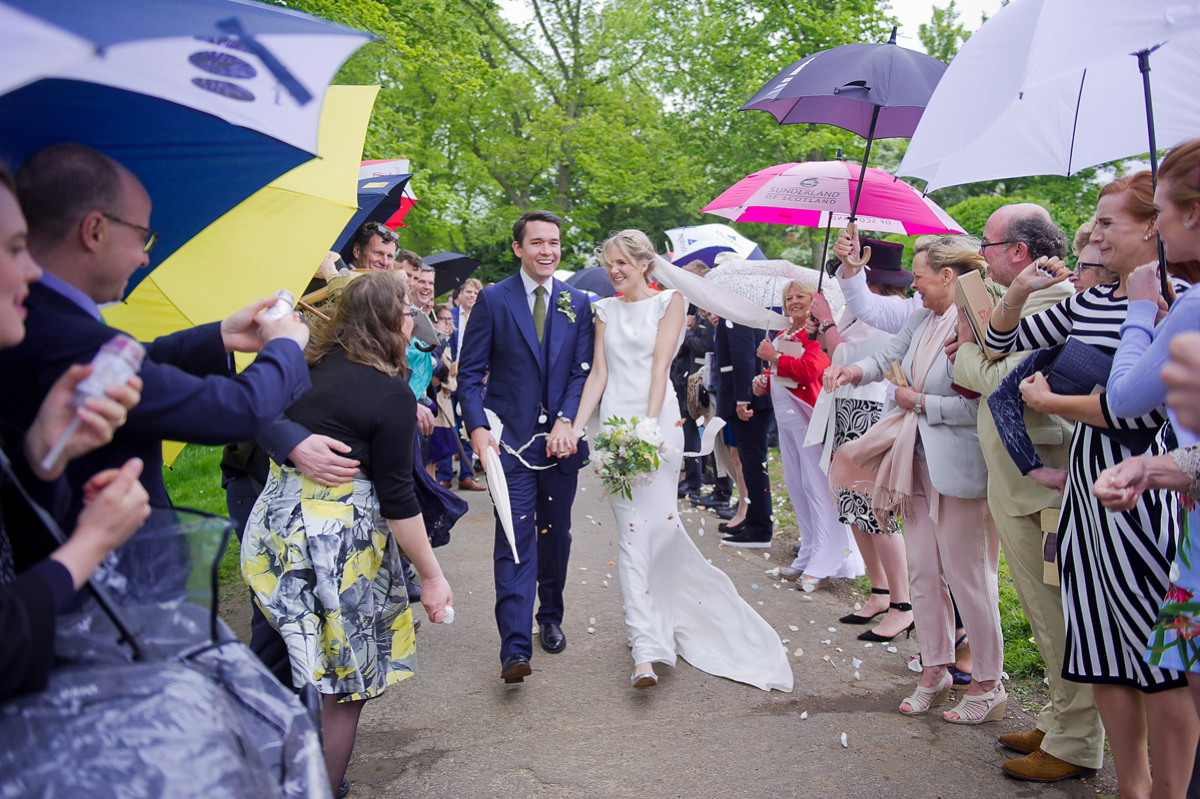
[1074, 262, 1106, 273]
[102, 213, 159, 253]
[401, 307, 420, 319]
[362, 220, 398, 244]
[979, 239, 1019, 251]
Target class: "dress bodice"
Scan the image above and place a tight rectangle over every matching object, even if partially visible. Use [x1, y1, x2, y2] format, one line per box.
[595, 290, 684, 421]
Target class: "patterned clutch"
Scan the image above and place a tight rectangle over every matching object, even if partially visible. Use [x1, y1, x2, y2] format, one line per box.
[1045, 338, 1111, 396]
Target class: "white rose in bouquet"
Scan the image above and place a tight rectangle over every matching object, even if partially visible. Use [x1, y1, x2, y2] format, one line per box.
[633, 417, 664, 448]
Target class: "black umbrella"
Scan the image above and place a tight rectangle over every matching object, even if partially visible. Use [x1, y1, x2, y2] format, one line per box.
[742, 27, 947, 283]
[565, 266, 616, 297]
[425, 252, 481, 296]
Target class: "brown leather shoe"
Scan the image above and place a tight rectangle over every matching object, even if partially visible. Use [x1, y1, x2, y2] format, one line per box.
[458, 477, 486, 491]
[998, 728, 1045, 754]
[1002, 749, 1097, 783]
[438, 480, 452, 488]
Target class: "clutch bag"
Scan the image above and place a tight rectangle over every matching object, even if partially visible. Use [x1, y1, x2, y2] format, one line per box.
[1044, 338, 1111, 396]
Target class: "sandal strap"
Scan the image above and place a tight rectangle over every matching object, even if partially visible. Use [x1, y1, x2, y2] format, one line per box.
[889, 602, 913, 612]
[870, 587, 890, 595]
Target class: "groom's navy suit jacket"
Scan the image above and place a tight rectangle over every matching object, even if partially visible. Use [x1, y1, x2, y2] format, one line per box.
[457, 273, 593, 472]
[457, 271, 593, 659]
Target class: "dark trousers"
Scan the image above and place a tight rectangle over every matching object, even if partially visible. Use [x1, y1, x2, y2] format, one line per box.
[731, 411, 772, 534]
[493, 463, 576, 661]
[225, 477, 294, 690]
[679, 417, 702, 492]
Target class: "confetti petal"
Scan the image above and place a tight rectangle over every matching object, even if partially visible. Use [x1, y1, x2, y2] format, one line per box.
[840, 733, 848, 748]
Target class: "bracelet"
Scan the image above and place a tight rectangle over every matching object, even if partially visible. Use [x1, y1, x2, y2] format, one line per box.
[1000, 295, 1024, 312]
[915, 393, 924, 414]
[817, 320, 836, 335]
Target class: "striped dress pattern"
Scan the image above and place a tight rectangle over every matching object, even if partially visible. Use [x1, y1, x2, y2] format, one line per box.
[986, 284, 1185, 690]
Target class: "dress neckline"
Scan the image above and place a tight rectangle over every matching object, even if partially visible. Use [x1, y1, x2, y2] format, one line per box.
[615, 289, 667, 304]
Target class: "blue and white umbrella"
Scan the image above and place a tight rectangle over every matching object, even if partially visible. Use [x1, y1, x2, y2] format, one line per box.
[665, 224, 766, 268]
[0, 0, 372, 295]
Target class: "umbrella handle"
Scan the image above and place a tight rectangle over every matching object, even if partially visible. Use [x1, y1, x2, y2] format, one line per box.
[843, 222, 871, 268]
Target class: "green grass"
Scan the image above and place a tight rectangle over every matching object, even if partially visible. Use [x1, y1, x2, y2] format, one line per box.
[162, 444, 241, 585]
[765, 448, 1045, 681]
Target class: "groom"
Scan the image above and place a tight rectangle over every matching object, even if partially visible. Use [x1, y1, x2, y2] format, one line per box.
[458, 210, 594, 683]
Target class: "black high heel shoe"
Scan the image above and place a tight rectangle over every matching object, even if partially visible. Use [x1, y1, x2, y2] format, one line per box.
[718, 519, 746, 534]
[856, 602, 916, 642]
[839, 587, 890, 625]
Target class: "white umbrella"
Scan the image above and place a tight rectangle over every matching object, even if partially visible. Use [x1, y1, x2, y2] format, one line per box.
[665, 224, 765, 267]
[704, 259, 846, 320]
[898, 0, 1200, 192]
[652, 256, 788, 330]
[482, 409, 520, 564]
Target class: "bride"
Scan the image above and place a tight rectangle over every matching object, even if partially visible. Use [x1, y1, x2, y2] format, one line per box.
[572, 229, 793, 692]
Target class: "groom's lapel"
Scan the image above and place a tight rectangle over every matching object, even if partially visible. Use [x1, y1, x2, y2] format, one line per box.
[546, 279, 566, 370]
[503, 275, 544, 372]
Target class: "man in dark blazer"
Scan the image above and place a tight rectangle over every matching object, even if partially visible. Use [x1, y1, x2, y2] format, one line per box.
[0, 143, 311, 545]
[458, 210, 594, 683]
[715, 319, 774, 546]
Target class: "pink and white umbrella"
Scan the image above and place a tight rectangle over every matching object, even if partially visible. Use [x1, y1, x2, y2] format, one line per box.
[702, 160, 964, 236]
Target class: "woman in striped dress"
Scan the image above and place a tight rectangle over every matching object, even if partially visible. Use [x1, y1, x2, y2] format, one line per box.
[986, 172, 1195, 798]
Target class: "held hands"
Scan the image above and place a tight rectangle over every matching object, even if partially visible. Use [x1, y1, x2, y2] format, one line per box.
[1092, 459, 1148, 511]
[752, 374, 769, 396]
[25, 365, 143, 481]
[289, 434, 360, 487]
[756, 337, 777, 362]
[546, 418, 577, 458]
[419, 573, 453, 623]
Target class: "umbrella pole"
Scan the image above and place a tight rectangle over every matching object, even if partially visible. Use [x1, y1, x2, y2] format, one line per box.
[1137, 48, 1171, 303]
[849, 107, 880, 223]
[816, 217, 834, 294]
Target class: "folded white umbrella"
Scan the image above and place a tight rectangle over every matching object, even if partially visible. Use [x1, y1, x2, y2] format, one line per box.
[483, 409, 520, 564]
[705, 259, 846, 319]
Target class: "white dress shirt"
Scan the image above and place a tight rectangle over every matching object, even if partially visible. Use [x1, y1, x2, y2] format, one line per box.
[519, 269, 553, 315]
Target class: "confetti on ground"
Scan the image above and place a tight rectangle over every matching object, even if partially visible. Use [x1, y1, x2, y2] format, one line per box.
[606, 573, 612, 578]
[853, 671, 861, 680]
[750, 584, 759, 590]
[840, 733, 848, 748]
[908, 659, 922, 673]
[587, 627, 595, 634]
[788, 625, 799, 632]
[763, 553, 770, 560]
[886, 646, 897, 653]
[757, 601, 763, 605]
[822, 639, 831, 645]
[800, 595, 812, 601]
[822, 654, 831, 662]
[580, 567, 587, 570]
[827, 627, 837, 632]
[852, 658, 863, 668]
[800, 711, 808, 719]
[781, 639, 789, 644]
[863, 642, 873, 648]
[602, 580, 608, 587]
[835, 647, 842, 652]
[793, 648, 804, 657]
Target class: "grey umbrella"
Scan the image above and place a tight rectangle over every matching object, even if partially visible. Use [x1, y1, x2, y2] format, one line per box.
[742, 26, 947, 281]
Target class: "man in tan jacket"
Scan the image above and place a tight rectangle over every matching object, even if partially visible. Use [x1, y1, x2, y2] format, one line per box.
[951, 204, 1104, 783]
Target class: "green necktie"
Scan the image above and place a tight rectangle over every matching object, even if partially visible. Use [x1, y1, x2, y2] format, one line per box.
[533, 284, 547, 343]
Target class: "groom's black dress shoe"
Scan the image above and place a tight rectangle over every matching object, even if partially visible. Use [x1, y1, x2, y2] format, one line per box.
[501, 654, 532, 683]
[539, 623, 566, 654]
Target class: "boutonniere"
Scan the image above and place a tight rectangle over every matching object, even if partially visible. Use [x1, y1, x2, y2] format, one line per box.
[557, 290, 576, 323]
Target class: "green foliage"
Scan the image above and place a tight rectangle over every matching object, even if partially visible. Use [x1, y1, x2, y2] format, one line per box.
[917, 0, 970, 63]
[162, 445, 241, 584]
[947, 188, 1098, 261]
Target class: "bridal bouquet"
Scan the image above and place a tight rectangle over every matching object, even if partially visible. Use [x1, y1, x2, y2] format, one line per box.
[591, 416, 664, 500]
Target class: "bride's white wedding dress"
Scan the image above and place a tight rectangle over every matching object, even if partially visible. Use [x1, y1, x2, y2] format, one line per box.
[593, 290, 793, 692]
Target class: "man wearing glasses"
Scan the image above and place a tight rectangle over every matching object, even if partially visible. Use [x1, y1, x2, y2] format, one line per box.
[948, 203, 1104, 784]
[0, 142, 312, 514]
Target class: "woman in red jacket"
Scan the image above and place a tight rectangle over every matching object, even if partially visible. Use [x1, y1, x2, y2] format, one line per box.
[754, 279, 863, 591]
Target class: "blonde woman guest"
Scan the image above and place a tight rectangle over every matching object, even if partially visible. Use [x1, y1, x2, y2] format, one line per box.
[810, 238, 917, 641]
[987, 171, 1197, 799]
[826, 236, 1004, 724]
[753, 278, 863, 591]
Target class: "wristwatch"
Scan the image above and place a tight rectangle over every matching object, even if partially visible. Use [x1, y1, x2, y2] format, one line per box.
[817, 320, 836, 335]
[556, 411, 573, 424]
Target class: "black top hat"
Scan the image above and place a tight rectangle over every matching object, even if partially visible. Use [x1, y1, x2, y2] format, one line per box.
[860, 238, 912, 287]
